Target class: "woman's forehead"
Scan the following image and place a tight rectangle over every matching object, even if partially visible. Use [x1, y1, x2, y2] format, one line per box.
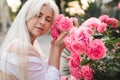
[39, 5, 53, 17]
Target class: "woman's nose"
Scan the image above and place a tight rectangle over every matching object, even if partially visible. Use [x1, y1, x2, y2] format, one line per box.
[39, 18, 45, 25]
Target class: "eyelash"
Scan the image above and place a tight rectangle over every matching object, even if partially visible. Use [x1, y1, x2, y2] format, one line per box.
[35, 15, 51, 22]
[47, 19, 51, 22]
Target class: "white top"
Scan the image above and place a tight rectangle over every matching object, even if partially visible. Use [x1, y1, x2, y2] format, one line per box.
[0, 54, 60, 80]
[0, 39, 60, 80]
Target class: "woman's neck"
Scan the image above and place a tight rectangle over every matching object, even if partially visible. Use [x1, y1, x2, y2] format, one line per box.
[30, 35, 36, 45]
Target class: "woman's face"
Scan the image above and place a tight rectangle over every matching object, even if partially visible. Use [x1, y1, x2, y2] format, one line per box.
[26, 5, 53, 38]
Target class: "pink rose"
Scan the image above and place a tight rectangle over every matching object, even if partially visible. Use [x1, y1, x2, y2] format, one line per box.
[105, 17, 113, 25]
[64, 37, 75, 53]
[110, 18, 118, 28]
[72, 41, 86, 54]
[65, 27, 93, 55]
[99, 15, 109, 22]
[96, 22, 107, 33]
[56, 14, 64, 23]
[50, 14, 73, 40]
[59, 17, 73, 31]
[69, 53, 82, 68]
[50, 26, 60, 40]
[81, 65, 93, 80]
[81, 17, 101, 29]
[99, 15, 118, 28]
[69, 66, 83, 79]
[105, 18, 118, 28]
[86, 39, 107, 60]
[75, 27, 93, 46]
[69, 27, 78, 41]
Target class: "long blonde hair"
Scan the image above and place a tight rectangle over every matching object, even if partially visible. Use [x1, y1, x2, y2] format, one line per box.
[0, 0, 59, 80]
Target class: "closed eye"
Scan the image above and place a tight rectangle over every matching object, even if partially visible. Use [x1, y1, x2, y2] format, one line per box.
[36, 12, 52, 22]
[46, 18, 52, 22]
[35, 14, 42, 18]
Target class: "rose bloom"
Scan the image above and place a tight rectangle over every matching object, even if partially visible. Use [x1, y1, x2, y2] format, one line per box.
[65, 27, 93, 55]
[69, 66, 83, 79]
[51, 14, 73, 40]
[72, 41, 87, 54]
[59, 17, 73, 31]
[99, 15, 118, 28]
[81, 65, 93, 80]
[105, 18, 118, 28]
[64, 37, 75, 53]
[99, 15, 109, 22]
[96, 22, 107, 33]
[75, 27, 93, 46]
[50, 26, 60, 40]
[86, 39, 107, 60]
[69, 27, 78, 41]
[69, 53, 82, 68]
[81, 17, 101, 29]
[50, 14, 64, 40]
[55, 14, 64, 23]
[110, 18, 118, 28]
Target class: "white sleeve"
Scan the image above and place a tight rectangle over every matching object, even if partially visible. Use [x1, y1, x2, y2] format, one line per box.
[0, 54, 61, 80]
[27, 56, 61, 80]
[0, 53, 20, 78]
[45, 66, 60, 80]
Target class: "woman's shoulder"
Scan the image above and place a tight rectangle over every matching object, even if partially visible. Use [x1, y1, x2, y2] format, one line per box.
[7, 38, 20, 54]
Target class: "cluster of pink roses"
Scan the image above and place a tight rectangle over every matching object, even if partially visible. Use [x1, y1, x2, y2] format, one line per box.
[63, 25, 107, 80]
[50, 14, 118, 80]
[50, 14, 73, 40]
[81, 15, 118, 33]
[50, 14, 79, 40]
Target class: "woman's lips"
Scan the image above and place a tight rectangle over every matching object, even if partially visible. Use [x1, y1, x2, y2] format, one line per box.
[36, 27, 44, 31]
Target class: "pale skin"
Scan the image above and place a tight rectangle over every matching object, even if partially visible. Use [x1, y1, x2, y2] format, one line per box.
[26, 5, 66, 70]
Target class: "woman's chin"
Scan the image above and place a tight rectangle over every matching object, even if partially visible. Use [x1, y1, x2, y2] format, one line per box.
[33, 32, 43, 37]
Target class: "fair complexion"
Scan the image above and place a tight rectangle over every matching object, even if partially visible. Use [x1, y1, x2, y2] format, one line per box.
[26, 5, 53, 44]
[26, 5, 66, 70]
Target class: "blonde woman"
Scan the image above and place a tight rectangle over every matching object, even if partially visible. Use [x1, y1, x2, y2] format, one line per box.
[0, 0, 66, 80]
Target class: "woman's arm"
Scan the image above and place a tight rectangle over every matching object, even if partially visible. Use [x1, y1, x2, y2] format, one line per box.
[48, 32, 67, 70]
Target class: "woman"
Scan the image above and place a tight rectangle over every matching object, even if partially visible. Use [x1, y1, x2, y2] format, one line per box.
[0, 0, 66, 80]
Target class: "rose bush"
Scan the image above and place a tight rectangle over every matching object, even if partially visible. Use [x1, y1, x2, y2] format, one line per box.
[51, 14, 120, 80]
